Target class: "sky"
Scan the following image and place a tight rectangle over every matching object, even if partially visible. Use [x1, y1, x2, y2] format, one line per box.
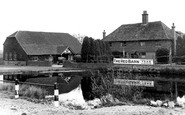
[0, 0, 185, 50]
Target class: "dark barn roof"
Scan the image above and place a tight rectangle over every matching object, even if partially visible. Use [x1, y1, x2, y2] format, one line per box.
[6, 31, 81, 55]
[103, 21, 174, 42]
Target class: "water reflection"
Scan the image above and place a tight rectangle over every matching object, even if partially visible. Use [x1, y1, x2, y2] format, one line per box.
[108, 71, 185, 98]
[2, 71, 185, 99]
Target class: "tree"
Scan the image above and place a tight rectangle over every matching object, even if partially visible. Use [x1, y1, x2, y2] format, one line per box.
[81, 36, 90, 62]
[72, 34, 85, 44]
[176, 36, 185, 56]
[174, 36, 185, 64]
[81, 37, 112, 63]
[156, 48, 169, 64]
[88, 37, 95, 62]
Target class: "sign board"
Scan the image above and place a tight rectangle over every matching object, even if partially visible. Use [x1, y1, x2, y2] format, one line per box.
[114, 79, 154, 87]
[113, 58, 154, 65]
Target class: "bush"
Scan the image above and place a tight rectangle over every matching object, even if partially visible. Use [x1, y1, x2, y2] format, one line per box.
[19, 85, 48, 99]
[112, 51, 123, 58]
[74, 55, 81, 62]
[173, 56, 185, 65]
[0, 83, 48, 99]
[156, 48, 169, 64]
[0, 83, 14, 92]
[91, 69, 145, 103]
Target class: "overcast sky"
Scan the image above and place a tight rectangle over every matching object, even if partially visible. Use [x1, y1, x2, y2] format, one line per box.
[0, 0, 185, 50]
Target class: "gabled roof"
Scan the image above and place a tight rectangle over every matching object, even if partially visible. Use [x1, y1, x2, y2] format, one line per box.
[57, 46, 74, 54]
[103, 21, 174, 42]
[6, 31, 81, 55]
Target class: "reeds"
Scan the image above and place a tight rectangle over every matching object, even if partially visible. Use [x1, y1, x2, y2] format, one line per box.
[0, 83, 48, 99]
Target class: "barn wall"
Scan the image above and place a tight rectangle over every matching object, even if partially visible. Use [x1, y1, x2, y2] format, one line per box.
[3, 37, 27, 66]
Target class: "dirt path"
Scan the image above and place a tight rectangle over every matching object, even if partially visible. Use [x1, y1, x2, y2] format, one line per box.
[1, 91, 185, 115]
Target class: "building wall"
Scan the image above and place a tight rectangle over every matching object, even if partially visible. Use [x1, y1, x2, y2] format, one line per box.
[3, 37, 27, 66]
[4, 61, 26, 66]
[109, 40, 173, 60]
[27, 55, 52, 66]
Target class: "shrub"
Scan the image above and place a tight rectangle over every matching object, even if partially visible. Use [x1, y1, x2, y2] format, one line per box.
[91, 69, 145, 103]
[19, 85, 48, 99]
[0, 83, 48, 99]
[156, 48, 169, 64]
[0, 83, 14, 92]
[112, 51, 123, 58]
[173, 56, 185, 65]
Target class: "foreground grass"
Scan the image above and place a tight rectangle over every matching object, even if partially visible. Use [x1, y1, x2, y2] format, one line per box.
[0, 83, 48, 99]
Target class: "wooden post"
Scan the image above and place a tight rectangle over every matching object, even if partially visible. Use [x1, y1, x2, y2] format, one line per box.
[54, 82, 59, 107]
[170, 81, 173, 101]
[175, 82, 178, 102]
[15, 79, 19, 99]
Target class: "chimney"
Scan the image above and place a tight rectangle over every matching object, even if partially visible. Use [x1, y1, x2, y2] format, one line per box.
[172, 23, 176, 56]
[142, 11, 148, 24]
[103, 30, 106, 38]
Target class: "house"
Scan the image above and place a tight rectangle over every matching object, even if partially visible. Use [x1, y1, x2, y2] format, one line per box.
[103, 11, 176, 63]
[3, 31, 81, 66]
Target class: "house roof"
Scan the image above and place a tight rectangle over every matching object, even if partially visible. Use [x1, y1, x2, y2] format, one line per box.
[6, 31, 81, 55]
[103, 21, 174, 42]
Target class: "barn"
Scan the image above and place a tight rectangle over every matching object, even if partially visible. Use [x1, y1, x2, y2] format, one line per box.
[3, 31, 81, 66]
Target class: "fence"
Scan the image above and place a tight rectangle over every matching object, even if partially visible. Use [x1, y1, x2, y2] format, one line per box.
[0, 79, 60, 107]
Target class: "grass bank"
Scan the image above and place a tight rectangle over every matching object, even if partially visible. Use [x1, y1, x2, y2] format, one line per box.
[0, 83, 48, 99]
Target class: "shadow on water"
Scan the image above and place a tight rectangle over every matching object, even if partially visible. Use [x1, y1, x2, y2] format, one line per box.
[1, 71, 93, 100]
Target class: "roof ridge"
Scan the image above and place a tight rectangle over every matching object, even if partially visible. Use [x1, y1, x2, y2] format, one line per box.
[103, 21, 173, 42]
[120, 21, 161, 26]
[17, 30, 69, 35]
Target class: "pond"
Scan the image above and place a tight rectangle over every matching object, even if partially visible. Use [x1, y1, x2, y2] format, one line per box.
[103, 70, 185, 100]
[1, 70, 185, 100]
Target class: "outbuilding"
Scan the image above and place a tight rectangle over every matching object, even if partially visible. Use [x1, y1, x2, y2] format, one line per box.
[3, 31, 81, 66]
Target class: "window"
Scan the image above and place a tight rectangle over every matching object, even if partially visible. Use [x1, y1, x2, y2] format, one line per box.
[13, 52, 17, 61]
[156, 43, 161, 47]
[19, 54, 23, 60]
[31, 56, 38, 61]
[141, 52, 146, 58]
[124, 52, 128, 58]
[121, 42, 126, 47]
[5, 53, 8, 60]
[9, 52, 12, 60]
[140, 42, 145, 46]
[109, 43, 112, 47]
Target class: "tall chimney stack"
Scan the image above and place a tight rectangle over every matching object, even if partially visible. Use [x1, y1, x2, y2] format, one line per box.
[172, 23, 176, 56]
[142, 11, 148, 24]
[103, 30, 106, 38]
